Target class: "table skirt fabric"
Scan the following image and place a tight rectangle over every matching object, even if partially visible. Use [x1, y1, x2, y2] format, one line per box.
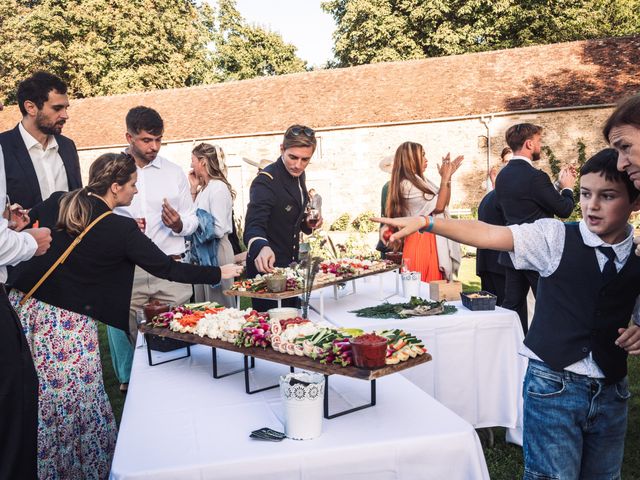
[309, 270, 526, 431]
[110, 345, 489, 479]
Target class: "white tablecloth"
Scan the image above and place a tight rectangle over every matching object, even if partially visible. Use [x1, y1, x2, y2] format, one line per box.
[110, 344, 489, 480]
[310, 271, 526, 433]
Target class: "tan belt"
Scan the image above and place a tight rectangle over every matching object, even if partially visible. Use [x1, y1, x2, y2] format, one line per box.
[169, 254, 183, 261]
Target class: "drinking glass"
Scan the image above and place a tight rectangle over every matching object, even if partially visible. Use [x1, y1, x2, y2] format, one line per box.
[135, 310, 147, 348]
[307, 208, 320, 228]
[401, 258, 412, 274]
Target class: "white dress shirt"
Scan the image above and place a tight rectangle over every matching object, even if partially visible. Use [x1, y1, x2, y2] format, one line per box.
[115, 154, 198, 256]
[18, 122, 69, 200]
[0, 146, 37, 282]
[194, 179, 233, 238]
[509, 218, 640, 378]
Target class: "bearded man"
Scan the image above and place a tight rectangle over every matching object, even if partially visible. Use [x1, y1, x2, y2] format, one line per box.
[494, 123, 576, 333]
[0, 72, 81, 209]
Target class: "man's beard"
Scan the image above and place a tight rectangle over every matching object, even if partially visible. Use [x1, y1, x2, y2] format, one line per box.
[531, 150, 541, 161]
[36, 114, 64, 135]
[130, 145, 157, 163]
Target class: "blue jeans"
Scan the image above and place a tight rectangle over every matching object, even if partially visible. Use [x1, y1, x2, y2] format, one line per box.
[523, 360, 630, 480]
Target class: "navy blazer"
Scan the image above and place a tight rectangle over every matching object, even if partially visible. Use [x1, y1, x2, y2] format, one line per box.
[0, 124, 82, 209]
[495, 158, 575, 267]
[243, 157, 311, 278]
[494, 159, 574, 225]
[476, 190, 506, 276]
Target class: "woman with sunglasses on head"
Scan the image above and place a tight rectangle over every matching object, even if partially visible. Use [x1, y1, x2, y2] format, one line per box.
[244, 124, 322, 312]
[385, 141, 463, 282]
[188, 143, 240, 307]
[7, 152, 243, 480]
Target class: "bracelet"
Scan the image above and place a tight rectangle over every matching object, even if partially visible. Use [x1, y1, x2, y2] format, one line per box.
[419, 215, 434, 233]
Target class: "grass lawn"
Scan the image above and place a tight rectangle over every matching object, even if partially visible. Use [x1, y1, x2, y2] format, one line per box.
[98, 257, 640, 478]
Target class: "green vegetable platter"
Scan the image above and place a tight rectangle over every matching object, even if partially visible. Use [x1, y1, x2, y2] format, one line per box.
[350, 297, 457, 319]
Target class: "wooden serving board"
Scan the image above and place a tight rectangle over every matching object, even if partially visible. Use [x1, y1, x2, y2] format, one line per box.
[140, 324, 430, 381]
[224, 263, 400, 300]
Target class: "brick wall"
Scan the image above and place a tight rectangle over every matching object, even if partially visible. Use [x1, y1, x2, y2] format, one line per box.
[77, 105, 613, 225]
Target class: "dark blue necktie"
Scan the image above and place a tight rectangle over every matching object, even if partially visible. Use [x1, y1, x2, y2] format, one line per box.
[598, 246, 617, 283]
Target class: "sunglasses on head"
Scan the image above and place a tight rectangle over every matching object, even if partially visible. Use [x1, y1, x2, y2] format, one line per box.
[288, 126, 315, 137]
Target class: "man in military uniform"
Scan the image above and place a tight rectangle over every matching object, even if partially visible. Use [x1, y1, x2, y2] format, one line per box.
[244, 125, 322, 312]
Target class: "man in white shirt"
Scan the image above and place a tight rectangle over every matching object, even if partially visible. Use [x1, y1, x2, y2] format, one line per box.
[0, 72, 82, 209]
[113, 107, 198, 371]
[0, 135, 52, 479]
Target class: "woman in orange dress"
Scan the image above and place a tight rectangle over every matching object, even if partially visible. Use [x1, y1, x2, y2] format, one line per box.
[385, 142, 463, 282]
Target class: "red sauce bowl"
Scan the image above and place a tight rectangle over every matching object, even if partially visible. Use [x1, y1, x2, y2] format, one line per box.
[142, 300, 171, 322]
[385, 251, 403, 265]
[349, 334, 388, 369]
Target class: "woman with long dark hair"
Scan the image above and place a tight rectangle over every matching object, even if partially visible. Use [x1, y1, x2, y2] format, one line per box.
[386, 141, 463, 281]
[8, 152, 242, 479]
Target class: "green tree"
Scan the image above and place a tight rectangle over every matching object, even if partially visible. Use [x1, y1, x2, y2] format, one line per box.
[322, 0, 640, 67]
[214, 0, 307, 81]
[0, 0, 218, 100]
[0, 0, 306, 101]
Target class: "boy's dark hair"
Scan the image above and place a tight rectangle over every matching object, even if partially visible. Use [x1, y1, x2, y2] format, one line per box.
[17, 72, 68, 116]
[126, 106, 164, 136]
[603, 94, 640, 142]
[505, 123, 543, 152]
[580, 148, 640, 202]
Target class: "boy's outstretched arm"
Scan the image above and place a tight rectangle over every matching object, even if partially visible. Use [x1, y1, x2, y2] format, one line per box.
[616, 325, 640, 355]
[372, 216, 514, 252]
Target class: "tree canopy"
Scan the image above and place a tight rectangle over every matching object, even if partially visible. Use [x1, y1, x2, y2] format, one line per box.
[321, 0, 640, 67]
[215, 0, 307, 81]
[0, 0, 306, 102]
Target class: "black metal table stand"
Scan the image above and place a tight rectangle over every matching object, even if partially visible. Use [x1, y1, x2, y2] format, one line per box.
[212, 347, 254, 378]
[323, 375, 376, 419]
[243, 356, 294, 394]
[146, 344, 191, 367]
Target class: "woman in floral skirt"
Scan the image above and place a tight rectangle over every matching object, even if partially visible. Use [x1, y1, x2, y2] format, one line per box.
[9, 153, 242, 479]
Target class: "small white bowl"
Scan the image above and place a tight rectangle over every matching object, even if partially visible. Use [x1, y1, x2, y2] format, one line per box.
[268, 307, 300, 321]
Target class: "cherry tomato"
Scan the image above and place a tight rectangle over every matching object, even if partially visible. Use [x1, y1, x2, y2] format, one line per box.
[382, 227, 396, 241]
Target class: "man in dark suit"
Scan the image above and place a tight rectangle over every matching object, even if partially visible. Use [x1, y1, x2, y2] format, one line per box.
[476, 189, 506, 305]
[495, 123, 576, 333]
[0, 72, 81, 209]
[244, 125, 322, 312]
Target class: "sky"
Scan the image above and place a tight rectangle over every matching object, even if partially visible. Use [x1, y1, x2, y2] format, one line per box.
[234, 0, 336, 68]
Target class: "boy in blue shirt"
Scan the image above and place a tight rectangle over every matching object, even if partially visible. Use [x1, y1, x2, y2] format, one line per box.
[376, 148, 640, 479]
